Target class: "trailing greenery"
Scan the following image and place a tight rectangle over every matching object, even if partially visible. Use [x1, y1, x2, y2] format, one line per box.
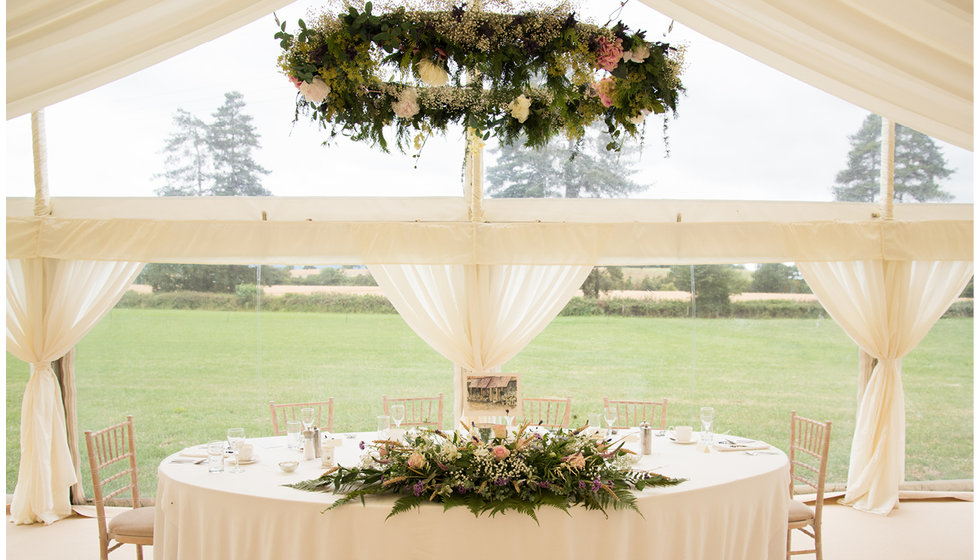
[289, 425, 683, 521]
[275, 0, 684, 153]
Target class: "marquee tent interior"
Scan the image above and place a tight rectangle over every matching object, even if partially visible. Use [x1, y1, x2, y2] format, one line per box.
[5, 0, 973, 534]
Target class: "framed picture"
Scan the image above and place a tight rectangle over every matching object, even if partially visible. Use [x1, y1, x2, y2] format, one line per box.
[463, 373, 521, 420]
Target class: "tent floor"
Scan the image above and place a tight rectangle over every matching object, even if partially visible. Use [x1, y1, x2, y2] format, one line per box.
[5, 499, 973, 559]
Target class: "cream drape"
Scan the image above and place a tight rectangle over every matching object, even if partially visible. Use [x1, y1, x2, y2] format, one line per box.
[6, 0, 293, 119]
[638, 0, 973, 149]
[368, 264, 592, 418]
[797, 260, 973, 515]
[6, 258, 145, 524]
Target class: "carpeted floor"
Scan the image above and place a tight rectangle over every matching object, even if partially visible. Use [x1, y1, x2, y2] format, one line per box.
[5, 498, 973, 559]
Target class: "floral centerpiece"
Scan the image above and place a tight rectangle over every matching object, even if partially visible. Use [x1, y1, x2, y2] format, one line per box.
[288, 423, 684, 521]
[275, 0, 685, 153]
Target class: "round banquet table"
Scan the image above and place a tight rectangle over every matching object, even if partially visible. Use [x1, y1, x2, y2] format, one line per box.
[154, 431, 789, 560]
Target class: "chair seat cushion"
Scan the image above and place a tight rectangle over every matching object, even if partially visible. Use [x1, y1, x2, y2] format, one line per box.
[788, 499, 814, 523]
[108, 506, 155, 540]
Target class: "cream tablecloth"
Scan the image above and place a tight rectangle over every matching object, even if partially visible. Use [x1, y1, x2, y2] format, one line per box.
[154, 432, 789, 560]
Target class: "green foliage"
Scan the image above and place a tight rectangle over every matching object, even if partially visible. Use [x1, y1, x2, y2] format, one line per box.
[137, 264, 262, 293]
[668, 265, 746, 317]
[235, 283, 263, 305]
[208, 91, 272, 196]
[580, 266, 627, 299]
[155, 91, 270, 196]
[277, 3, 683, 154]
[750, 263, 810, 294]
[293, 428, 683, 521]
[833, 113, 954, 202]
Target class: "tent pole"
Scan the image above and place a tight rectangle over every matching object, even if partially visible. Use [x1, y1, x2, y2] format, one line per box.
[31, 111, 51, 217]
[879, 117, 895, 219]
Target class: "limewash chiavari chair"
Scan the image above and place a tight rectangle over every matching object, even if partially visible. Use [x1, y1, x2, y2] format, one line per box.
[521, 397, 572, 428]
[382, 393, 444, 428]
[269, 399, 335, 435]
[603, 397, 668, 430]
[84, 416, 154, 560]
[787, 411, 832, 560]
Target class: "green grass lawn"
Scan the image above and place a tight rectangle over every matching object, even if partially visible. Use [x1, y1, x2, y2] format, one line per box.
[5, 309, 972, 498]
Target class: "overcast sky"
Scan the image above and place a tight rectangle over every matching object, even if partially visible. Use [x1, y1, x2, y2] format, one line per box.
[4, 0, 974, 202]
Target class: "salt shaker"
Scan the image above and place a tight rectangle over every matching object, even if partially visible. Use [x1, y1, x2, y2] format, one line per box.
[303, 429, 315, 460]
[313, 426, 321, 459]
[640, 422, 652, 455]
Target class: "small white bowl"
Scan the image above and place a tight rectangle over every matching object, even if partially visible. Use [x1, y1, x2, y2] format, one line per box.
[278, 461, 299, 473]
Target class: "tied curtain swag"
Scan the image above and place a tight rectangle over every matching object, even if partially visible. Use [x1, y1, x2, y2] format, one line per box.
[368, 264, 593, 419]
[6, 258, 144, 524]
[798, 260, 973, 515]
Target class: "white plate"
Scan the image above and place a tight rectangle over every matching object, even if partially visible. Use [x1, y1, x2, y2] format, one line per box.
[227, 456, 259, 465]
[669, 437, 696, 445]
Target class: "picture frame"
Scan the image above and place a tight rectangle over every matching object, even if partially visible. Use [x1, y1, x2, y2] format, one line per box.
[463, 373, 521, 421]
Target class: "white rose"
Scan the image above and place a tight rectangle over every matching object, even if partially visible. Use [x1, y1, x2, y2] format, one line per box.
[392, 87, 420, 118]
[299, 77, 330, 104]
[508, 94, 531, 123]
[627, 43, 650, 64]
[630, 109, 650, 125]
[418, 59, 449, 86]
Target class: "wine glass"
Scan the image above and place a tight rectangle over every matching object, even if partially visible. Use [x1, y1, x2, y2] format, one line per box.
[227, 427, 245, 473]
[603, 406, 618, 437]
[700, 406, 715, 443]
[300, 407, 315, 431]
[390, 404, 406, 429]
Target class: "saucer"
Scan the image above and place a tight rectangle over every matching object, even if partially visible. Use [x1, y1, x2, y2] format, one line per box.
[669, 437, 696, 445]
[227, 455, 258, 465]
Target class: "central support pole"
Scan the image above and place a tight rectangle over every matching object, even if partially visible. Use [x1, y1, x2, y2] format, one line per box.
[879, 117, 895, 219]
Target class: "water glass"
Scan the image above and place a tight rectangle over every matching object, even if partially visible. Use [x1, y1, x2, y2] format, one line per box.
[285, 421, 302, 449]
[227, 428, 245, 474]
[377, 415, 390, 438]
[207, 441, 225, 473]
[700, 407, 715, 434]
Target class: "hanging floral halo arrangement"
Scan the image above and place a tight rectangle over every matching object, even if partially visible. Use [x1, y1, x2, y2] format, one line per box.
[275, 0, 685, 154]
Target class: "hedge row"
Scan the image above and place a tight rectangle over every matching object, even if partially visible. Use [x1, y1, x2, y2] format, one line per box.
[116, 291, 973, 319]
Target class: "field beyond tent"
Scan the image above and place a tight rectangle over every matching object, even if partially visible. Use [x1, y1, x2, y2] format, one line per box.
[5, 310, 972, 498]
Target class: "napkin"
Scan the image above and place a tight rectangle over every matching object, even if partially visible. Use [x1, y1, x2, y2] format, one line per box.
[711, 439, 770, 452]
[179, 449, 209, 458]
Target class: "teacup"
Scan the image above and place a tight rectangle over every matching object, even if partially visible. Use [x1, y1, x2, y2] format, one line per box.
[669, 425, 693, 443]
[238, 443, 254, 462]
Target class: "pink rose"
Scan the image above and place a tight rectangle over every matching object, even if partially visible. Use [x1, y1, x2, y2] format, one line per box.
[596, 36, 624, 72]
[289, 76, 303, 89]
[407, 451, 427, 470]
[492, 445, 511, 460]
[563, 452, 586, 469]
[594, 78, 615, 108]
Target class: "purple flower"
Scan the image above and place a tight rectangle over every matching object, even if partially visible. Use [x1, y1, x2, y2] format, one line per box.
[579, 480, 588, 490]
[591, 477, 602, 492]
[494, 477, 510, 486]
[456, 485, 468, 494]
[413, 481, 425, 496]
[359, 441, 365, 450]
[538, 481, 551, 489]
